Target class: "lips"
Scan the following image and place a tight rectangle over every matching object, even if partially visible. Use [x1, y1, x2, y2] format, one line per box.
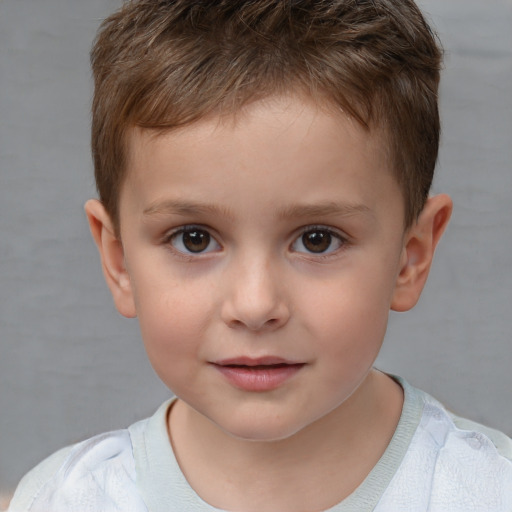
[215, 356, 297, 366]
[212, 357, 305, 392]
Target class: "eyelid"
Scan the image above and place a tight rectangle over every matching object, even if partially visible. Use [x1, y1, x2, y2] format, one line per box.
[163, 224, 222, 256]
[296, 224, 349, 240]
[291, 225, 349, 256]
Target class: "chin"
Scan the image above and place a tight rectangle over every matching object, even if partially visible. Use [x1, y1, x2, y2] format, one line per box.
[218, 415, 309, 443]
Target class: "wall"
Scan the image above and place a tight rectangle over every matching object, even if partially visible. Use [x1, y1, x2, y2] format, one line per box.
[1, 0, 511, 493]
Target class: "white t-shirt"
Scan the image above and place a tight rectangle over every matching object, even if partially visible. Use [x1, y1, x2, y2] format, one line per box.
[8, 378, 512, 512]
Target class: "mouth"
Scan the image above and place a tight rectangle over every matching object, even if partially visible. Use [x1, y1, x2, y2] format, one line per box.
[211, 357, 305, 392]
[215, 356, 298, 366]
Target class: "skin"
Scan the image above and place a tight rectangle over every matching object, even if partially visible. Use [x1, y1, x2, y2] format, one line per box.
[86, 96, 452, 511]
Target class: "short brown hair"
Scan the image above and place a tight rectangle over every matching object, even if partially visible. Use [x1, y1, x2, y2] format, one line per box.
[91, 0, 442, 232]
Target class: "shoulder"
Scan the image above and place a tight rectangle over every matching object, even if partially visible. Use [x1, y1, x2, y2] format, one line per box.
[416, 386, 512, 464]
[422, 392, 512, 510]
[7, 445, 72, 512]
[8, 428, 148, 512]
[448, 412, 512, 461]
[392, 379, 512, 511]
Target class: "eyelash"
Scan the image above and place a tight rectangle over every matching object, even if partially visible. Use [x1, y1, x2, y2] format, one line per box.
[292, 225, 348, 257]
[164, 225, 221, 258]
[163, 224, 348, 258]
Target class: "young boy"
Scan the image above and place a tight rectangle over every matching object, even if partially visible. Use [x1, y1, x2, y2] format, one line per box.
[8, 0, 512, 511]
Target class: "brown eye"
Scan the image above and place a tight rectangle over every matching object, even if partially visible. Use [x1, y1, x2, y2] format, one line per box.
[170, 227, 220, 254]
[292, 228, 344, 255]
[183, 230, 210, 252]
[302, 231, 332, 253]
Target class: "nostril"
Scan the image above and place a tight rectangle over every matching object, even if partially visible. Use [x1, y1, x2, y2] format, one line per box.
[226, 315, 284, 332]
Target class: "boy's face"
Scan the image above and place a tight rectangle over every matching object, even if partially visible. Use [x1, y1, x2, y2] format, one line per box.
[102, 97, 413, 441]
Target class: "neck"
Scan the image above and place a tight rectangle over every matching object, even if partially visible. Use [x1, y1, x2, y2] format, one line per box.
[168, 370, 403, 512]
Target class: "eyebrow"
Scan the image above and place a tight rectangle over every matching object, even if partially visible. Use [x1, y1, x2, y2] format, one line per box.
[143, 200, 235, 219]
[276, 201, 372, 220]
[143, 199, 372, 220]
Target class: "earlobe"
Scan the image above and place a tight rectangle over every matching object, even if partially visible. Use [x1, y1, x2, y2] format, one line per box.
[84, 199, 137, 318]
[391, 194, 452, 312]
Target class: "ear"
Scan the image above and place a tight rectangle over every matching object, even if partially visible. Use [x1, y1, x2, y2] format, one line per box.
[85, 199, 137, 318]
[391, 194, 452, 312]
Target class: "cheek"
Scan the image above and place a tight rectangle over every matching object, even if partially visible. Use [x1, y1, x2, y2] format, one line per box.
[303, 264, 395, 355]
[134, 280, 213, 368]
[310, 292, 389, 397]
[314, 297, 389, 358]
[138, 304, 202, 393]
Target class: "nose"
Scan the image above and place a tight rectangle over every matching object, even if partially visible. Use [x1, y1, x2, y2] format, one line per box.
[220, 253, 290, 332]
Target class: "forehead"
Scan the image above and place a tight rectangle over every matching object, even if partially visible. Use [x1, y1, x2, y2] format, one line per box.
[120, 96, 401, 225]
[126, 95, 388, 172]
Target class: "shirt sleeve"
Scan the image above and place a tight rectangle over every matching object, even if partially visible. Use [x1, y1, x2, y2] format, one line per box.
[8, 446, 73, 512]
[7, 430, 147, 512]
[449, 413, 512, 461]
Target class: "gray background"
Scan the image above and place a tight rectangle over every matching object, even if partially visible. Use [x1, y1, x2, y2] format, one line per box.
[1, 0, 511, 495]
